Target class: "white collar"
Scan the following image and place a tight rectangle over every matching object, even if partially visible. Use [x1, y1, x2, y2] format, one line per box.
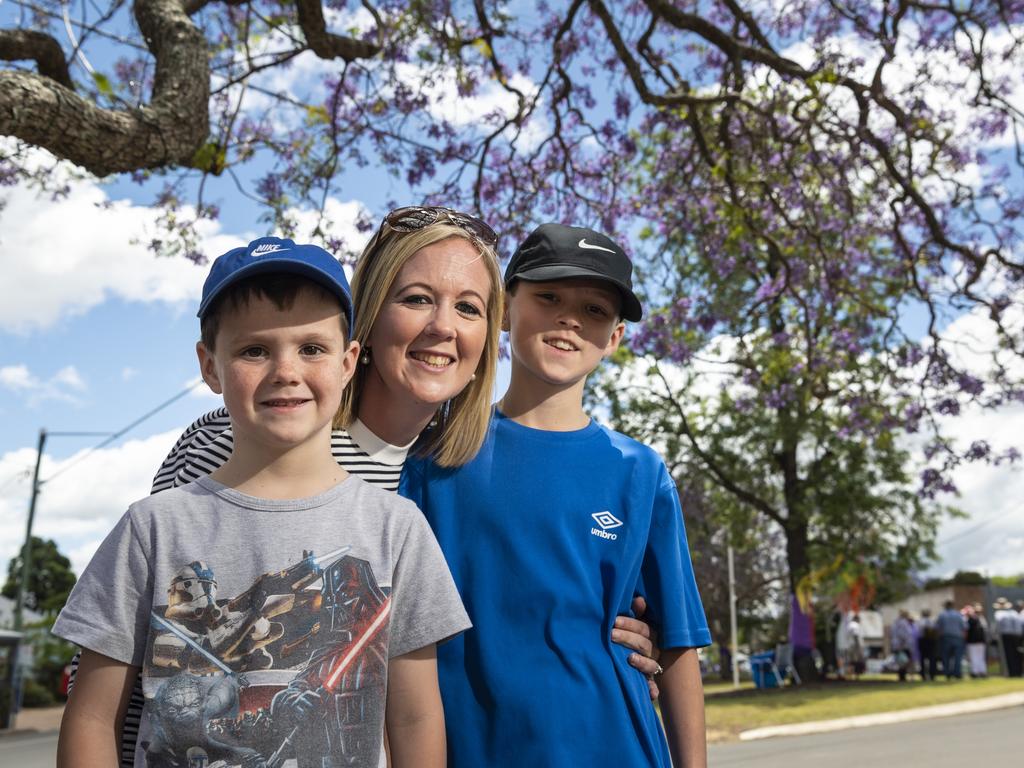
[346, 418, 415, 466]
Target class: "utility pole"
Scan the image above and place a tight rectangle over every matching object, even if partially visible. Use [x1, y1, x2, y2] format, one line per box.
[13, 429, 46, 632]
[728, 544, 739, 688]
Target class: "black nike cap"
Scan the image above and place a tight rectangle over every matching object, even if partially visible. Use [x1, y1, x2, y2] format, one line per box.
[504, 223, 643, 321]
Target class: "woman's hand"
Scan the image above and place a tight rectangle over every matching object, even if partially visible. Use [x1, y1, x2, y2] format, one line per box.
[612, 595, 663, 700]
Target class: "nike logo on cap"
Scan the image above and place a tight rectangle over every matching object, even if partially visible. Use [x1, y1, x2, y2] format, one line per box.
[578, 239, 616, 254]
[251, 243, 288, 257]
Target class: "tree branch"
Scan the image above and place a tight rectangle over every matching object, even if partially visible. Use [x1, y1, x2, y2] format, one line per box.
[587, 0, 738, 108]
[0, 0, 209, 175]
[0, 29, 73, 89]
[295, 0, 379, 62]
[649, 366, 786, 524]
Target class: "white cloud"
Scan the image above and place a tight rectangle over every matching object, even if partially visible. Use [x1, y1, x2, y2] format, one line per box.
[0, 365, 33, 390]
[931, 403, 1024, 577]
[185, 374, 223, 402]
[0, 145, 374, 334]
[0, 171, 217, 334]
[780, 25, 1024, 151]
[52, 366, 86, 391]
[0, 430, 185, 577]
[287, 198, 374, 256]
[121, 367, 139, 381]
[222, 22, 545, 150]
[0, 363, 88, 406]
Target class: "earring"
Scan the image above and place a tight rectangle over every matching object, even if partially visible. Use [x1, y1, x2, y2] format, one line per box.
[470, 373, 477, 381]
[360, 349, 371, 365]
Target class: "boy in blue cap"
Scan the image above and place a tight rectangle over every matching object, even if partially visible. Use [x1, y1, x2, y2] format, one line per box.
[403, 223, 711, 767]
[55, 238, 468, 768]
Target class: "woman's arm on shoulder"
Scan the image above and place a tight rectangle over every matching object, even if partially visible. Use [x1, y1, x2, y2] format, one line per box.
[657, 647, 707, 768]
[58, 649, 139, 768]
[385, 645, 445, 768]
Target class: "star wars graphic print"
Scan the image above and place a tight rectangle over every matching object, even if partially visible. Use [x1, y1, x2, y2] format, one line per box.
[141, 549, 390, 768]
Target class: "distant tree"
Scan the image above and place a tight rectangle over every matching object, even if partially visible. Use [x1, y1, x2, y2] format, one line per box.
[924, 570, 989, 589]
[949, 570, 988, 586]
[2, 536, 77, 614]
[991, 574, 1024, 589]
[675, 469, 787, 645]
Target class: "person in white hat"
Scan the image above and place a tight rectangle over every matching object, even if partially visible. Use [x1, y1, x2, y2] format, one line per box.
[994, 597, 1023, 677]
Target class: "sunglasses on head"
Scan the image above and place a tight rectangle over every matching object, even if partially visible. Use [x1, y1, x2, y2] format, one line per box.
[373, 205, 498, 248]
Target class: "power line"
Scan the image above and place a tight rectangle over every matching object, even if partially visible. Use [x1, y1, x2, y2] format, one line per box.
[40, 379, 205, 486]
[938, 507, 1019, 547]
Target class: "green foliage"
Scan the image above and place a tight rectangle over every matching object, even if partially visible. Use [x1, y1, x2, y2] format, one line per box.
[673, 471, 788, 645]
[190, 142, 227, 175]
[990, 574, 1024, 588]
[924, 570, 992, 589]
[21, 677, 57, 708]
[91, 72, 113, 96]
[14, 616, 77, 707]
[2, 536, 77, 615]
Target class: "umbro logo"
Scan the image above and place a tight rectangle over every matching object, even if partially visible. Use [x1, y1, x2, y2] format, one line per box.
[251, 243, 288, 257]
[592, 511, 622, 529]
[591, 511, 623, 540]
[578, 238, 617, 254]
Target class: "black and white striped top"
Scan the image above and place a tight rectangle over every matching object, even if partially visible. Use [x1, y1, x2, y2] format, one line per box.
[70, 406, 411, 767]
[152, 406, 409, 492]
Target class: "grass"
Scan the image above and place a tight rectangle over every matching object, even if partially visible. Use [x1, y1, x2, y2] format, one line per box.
[702, 675, 1024, 742]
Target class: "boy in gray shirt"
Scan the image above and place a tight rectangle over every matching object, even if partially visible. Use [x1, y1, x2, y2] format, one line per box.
[54, 237, 469, 768]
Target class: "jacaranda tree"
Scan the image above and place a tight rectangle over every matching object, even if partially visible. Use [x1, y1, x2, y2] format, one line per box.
[3, 1, 1023, 624]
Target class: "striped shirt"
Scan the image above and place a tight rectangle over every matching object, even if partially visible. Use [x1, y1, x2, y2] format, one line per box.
[152, 407, 409, 492]
[70, 407, 410, 767]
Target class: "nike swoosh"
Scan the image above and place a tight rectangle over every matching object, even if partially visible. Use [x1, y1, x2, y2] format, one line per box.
[578, 239, 616, 254]
[251, 244, 288, 256]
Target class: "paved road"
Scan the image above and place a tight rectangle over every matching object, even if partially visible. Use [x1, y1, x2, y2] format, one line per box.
[0, 730, 59, 768]
[5, 706, 1023, 766]
[710, 706, 1024, 767]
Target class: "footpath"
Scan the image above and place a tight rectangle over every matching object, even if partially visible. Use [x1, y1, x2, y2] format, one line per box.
[739, 690, 1024, 741]
[0, 705, 64, 737]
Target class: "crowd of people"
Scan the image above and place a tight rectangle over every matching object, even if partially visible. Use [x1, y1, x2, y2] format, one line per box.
[887, 597, 1024, 681]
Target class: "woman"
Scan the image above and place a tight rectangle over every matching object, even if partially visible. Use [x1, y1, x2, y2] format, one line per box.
[81, 207, 660, 766]
[890, 610, 915, 682]
[157, 206, 502, 493]
[965, 603, 987, 678]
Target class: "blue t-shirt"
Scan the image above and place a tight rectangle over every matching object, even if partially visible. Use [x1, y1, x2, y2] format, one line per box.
[401, 411, 710, 767]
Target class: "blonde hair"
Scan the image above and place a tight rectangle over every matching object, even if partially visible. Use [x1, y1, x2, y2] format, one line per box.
[336, 223, 502, 467]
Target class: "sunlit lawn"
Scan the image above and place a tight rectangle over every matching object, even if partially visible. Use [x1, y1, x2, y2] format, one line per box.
[702, 675, 1024, 742]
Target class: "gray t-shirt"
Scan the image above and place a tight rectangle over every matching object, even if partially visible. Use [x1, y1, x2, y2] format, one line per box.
[54, 475, 470, 768]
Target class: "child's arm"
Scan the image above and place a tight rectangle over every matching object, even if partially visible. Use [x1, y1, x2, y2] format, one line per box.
[657, 647, 707, 768]
[385, 644, 446, 768]
[57, 649, 139, 768]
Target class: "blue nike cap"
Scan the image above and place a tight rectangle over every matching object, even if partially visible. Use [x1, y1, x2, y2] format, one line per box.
[504, 223, 642, 321]
[197, 237, 354, 328]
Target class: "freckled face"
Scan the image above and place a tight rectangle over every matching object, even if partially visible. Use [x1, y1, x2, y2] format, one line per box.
[364, 237, 491, 418]
[505, 278, 625, 390]
[198, 289, 357, 452]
